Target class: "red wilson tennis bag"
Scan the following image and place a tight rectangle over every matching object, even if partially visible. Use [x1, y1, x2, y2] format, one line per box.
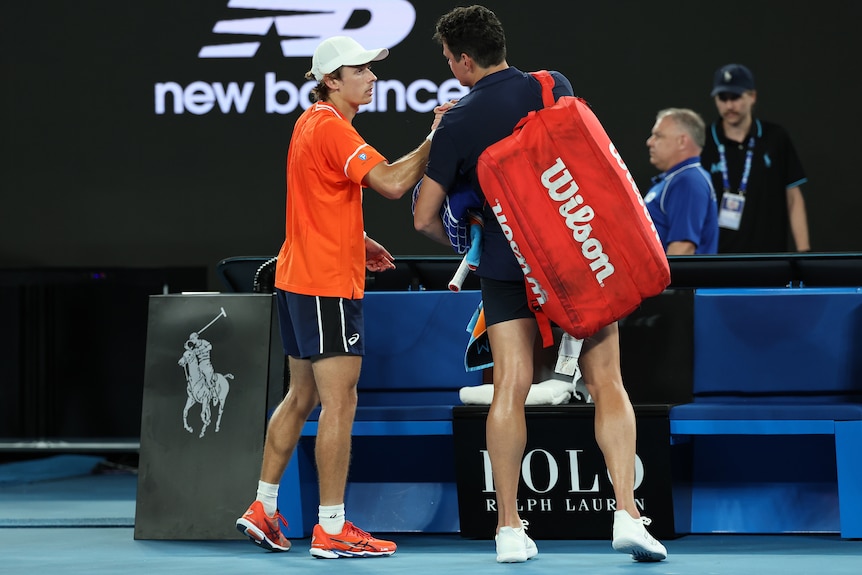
[477, 71, 670, 344]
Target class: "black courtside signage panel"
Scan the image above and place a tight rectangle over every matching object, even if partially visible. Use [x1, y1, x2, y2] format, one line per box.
[154, 0, 469, 116]
[453, 407, 680, 539]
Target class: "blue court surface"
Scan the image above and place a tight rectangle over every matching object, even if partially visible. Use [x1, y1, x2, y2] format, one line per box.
[1, 455, 861, 574]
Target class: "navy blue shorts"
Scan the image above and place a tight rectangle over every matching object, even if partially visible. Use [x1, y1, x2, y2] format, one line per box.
[480, 276, 534, 327]
[275, 289, 365, 359]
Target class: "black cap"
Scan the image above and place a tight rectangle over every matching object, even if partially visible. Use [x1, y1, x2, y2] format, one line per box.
[711, 63, 755, 97]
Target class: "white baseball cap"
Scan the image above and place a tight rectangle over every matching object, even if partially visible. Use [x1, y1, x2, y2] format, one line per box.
[310, 36, 389, 81]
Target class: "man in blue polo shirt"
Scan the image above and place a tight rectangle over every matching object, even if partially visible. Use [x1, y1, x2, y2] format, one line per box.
[413, 4, 667, 566]
[645, 108, 718, 254]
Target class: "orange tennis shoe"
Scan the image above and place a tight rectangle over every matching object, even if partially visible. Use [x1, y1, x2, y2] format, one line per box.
[235, 500, 291, 552]
[309, 521, 396, 559]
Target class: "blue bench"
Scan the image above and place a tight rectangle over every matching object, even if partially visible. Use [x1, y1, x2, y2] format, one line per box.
[669, 288, 862, 538]
[277, 290, 482, 537]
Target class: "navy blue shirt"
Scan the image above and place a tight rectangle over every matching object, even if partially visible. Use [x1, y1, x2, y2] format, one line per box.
[426, 67, 574, 281]
[644, 157, 719, 254]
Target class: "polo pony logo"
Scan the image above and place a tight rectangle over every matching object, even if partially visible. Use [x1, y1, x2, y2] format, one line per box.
[177, 307, 234, 438]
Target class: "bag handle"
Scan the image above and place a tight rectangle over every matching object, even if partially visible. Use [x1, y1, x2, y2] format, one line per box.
[512, 71, 557, 133]
[530, 70, 557, 108]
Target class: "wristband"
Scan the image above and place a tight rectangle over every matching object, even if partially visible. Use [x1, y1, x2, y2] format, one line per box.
[426, 129, 435, 143]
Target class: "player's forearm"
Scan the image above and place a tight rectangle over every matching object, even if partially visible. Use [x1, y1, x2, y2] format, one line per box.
[368, 140, 432, 199]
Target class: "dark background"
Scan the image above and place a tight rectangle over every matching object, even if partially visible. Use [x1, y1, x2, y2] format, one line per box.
[3, 0, 861, 290]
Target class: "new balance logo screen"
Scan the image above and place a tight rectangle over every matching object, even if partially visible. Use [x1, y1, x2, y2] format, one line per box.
[153, 0, 469, 115]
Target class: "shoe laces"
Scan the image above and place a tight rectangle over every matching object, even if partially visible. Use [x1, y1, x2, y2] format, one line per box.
[636, 516, 660, 544]
[343, 521, 371, 539]
[273, 511, 288, 529]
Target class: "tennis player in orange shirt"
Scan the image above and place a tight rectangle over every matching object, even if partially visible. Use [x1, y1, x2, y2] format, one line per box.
[236, 35, 443, 559]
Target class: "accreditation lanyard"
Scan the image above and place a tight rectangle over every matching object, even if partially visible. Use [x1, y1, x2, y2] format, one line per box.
[718, 135, 756, 196]
[717, 136, 756, 231]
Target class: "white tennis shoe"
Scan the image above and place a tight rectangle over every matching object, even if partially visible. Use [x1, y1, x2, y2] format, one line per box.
[612, 510, 667, 562]
[495, 526, 538, 563]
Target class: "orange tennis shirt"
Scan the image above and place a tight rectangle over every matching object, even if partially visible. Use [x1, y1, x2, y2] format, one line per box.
[274, 101, 387, 299]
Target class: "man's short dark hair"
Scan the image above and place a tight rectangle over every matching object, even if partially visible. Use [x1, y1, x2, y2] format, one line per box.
[433, 5, 506, 68]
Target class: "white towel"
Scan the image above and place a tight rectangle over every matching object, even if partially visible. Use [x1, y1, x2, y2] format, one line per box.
[459, 378, 575, 406]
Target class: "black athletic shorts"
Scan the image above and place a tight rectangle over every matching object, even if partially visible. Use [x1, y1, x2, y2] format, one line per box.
[480, 276, 535, 327]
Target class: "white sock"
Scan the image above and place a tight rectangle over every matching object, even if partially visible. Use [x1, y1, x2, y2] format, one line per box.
[256, 480, 279, 516]
[319, 503, 345, 535]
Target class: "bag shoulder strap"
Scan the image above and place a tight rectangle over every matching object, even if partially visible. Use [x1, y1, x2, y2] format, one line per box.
[520, 70, 558, 348]
[529, 70, 556, 108]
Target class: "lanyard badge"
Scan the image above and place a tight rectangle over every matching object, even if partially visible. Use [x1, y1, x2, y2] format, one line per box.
[717, 137, 756, 231]
[718, 192, 745, 230]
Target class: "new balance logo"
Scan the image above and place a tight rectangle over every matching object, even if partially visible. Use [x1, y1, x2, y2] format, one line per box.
[199, 0, 416, 59]
[155, 0, 468, 116]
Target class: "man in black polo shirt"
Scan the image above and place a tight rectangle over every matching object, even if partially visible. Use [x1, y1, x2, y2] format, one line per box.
[701, 63, 811, 253]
